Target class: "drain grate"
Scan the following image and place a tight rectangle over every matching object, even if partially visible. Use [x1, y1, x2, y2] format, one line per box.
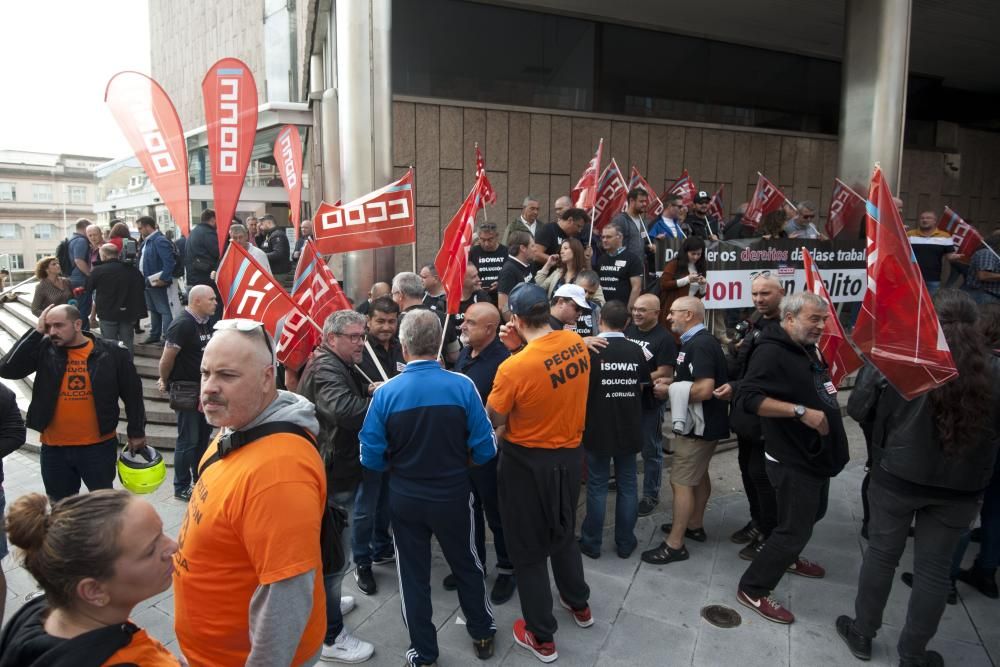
[701, 604, 742, 628]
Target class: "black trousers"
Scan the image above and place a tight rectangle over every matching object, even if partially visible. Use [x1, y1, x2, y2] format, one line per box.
[739, 461, 829, 597]
[737, 434, 777, 535]
[40, 439, 117, 502]
[391, 490, 495, 666]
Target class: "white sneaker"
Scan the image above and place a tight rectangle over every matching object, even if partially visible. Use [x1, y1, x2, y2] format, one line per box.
[321, 629, 374, 663]
[340, 595, 356, 616]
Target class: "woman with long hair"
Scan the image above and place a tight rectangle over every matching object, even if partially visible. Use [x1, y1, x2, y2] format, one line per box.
[534, 237, 603, 301]
[756, 209, 788, 239]
[658, 235, 708, 328]
[29, 256, 72, 317]
[0, 490, 181, 666]
[839, 289, 1000, 667]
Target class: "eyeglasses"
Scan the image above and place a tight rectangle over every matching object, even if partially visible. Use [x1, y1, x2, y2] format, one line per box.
[800, 214, 816, 220]
[213, 319, 275, 364]
[334, 332, 366, 344]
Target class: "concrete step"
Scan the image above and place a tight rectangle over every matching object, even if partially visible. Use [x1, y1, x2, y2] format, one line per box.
[22, 431, 176, 467]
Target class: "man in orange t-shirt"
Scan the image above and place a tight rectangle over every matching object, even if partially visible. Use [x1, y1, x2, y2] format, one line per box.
[172, 324, 326, 667]
[487, 283, 593, 663]
[0, 304, 146, 501]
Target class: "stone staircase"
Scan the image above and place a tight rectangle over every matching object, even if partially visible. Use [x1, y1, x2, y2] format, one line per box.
[0, 287, 178, 466]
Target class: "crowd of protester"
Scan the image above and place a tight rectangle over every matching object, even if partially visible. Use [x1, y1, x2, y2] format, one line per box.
[0, 193, 995, 667]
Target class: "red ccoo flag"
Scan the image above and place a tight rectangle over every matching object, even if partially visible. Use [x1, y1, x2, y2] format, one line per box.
[571, 139, 603, 209]
[665, 169, 697, 207]
[474, 144, 497, 207]
[802, 247, 863, 387]
[742, 173, 789, 231]
[707, 185, 725, 222]
[313, 170, 416, 255]
[202, 58, 259, 254]
[105, 72, 191, 237]
[628, 166, 663, 218]
[938, 206, 986, 258]
[825, 178, 866, 239]
[592, 159, 629, 233]
[436, 175, 487, 314]
[852, 166, 957, 400]
[273, 125, 304, 232]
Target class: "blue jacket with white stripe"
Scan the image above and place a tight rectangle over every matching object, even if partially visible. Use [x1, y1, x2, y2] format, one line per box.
[359, 359, 497, 501]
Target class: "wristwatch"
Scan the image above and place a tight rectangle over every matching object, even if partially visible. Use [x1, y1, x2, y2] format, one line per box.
[793, 404, 807, 420]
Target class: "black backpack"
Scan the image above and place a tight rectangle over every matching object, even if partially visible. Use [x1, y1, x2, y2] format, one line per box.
[170, 242, 184, 279]
[55, 238, 74, 276]
[120, 238, 139, 266]
[198, 421, 347, 575]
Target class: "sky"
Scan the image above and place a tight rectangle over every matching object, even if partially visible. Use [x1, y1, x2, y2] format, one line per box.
[0, 1, 150, 159]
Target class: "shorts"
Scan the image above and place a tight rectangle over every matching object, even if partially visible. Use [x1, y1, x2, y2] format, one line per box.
[0, 489, 7, 561]
[669, 435, 717, 487]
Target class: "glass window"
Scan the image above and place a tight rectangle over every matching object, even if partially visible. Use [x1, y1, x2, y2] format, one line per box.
[35, 252, 51, 263]
[33, 224, 55, 240]
[0, 183, 14, 201]
[0, 224, 21, 239]
[7, 255, 23, 270]
[68, 186, 87, 204]
[32, 184, 53, 203]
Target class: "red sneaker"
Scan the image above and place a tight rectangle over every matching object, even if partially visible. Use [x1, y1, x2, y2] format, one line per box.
[737, 589, 795, 624]
[787, 557, 826, 578]
[558, 595, 595, 628]
[513, 619, 558, 663]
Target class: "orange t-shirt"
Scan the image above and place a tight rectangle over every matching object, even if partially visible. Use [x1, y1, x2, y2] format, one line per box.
[41, 340, 115, 446]
[487, 329, 591, 448]
[101, 628, 181, 666]
[172, 432, 327, 666]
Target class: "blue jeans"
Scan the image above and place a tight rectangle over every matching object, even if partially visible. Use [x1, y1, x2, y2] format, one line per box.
[579, 451, 638, 555]
[925, 280, 941, 295]
[325, 487, 357, 644]
[351, 468, 393, 567]
[641, 403, 666, 501]
[70, 279, 91, 332]
[174, 409, 212, 493]
[145, 285, 173, 339]
[40, 439, 117, 501]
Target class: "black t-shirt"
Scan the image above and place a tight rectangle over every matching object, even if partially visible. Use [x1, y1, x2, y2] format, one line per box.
[468, 244, 509, 291]
[453, 289, 491, 339]
[908, 233, 955, 283]
[496, 256, 533, 295]
[164, 311, 213, 383]
[359, 338, 405, 381]
[575, 303, 599, 338]
[534, 222, 575, 256]
[582, 336, 649, 456]
[597, 249, 643, 304]
[624, 322, 677, 376]
[422, 292, 446, 311]
[674, 328, 729, 441]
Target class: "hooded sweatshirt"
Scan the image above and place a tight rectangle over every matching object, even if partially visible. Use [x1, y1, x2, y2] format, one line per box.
[735, 324, 849, 478]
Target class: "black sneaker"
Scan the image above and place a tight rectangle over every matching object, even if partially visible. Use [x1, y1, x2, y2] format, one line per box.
[354, 565, 377, 595]
[659, 523, 708, 542]
[900, 572, 957, 605]
[473, 635, 495, 660]
[372, 549, 395, 565]
[730, 521, 761, 544]
[956, 566, 999, 599]
[174, 488, 192, 502]
[739, 538, 764, 561]
[900, 649, 944, 667]
[490, 574, 516, 604]
[442, 573, 458, 591]
[142, 336, 161, 346]
[836, 615, 872, 661]
[640, 542, 689, 565]
[637, 497, 658, 517]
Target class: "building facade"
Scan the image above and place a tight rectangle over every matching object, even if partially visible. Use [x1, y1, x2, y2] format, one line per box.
[0, 151, 108, 277]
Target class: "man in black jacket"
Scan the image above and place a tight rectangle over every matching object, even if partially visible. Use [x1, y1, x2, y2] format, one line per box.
[0, 382, 26, 622]
[260, 214, 291, 278]
[87, 244, 146, 353]
[296, 309, 376, 663]
[0, 304, 146, 500]
[733, 291, 849, 625]
[185, 208, 220, 290]
[683, 191, 721, 240]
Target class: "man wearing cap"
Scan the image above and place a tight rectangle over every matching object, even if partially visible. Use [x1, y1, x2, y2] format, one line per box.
[488, 282, 593, 663]
[683, 192, 721, 240]
[549, 284, 591, 332]
[469, 222, 508, 303]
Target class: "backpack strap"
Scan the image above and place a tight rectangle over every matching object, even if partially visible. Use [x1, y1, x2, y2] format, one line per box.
[198, 421, 315, 477]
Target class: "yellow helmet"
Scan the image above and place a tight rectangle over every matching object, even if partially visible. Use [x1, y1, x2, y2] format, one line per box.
[117, 445, 166, 495]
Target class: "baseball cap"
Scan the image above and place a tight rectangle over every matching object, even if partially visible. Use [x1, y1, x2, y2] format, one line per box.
[552, 284, 591, 311]
[694, 191, 711, 203]
[508, 282, 549, 316]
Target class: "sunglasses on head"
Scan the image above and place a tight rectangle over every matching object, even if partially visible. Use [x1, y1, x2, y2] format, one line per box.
[213, 318, 275, 364]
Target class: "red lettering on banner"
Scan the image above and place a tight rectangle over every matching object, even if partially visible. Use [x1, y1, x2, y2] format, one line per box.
[278, 132, 297, 189]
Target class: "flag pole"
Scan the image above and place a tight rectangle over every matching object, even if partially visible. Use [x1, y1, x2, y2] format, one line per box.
[355, 365, 376, 386]
[363, 339, 390, 381]
[587, 205, 597, 246]
[437, 313, 450, 361]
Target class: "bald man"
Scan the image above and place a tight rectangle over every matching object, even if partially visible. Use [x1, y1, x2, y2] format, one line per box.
[356, 281, 391, 316]
[452, 301, 517, 603]
[159, 283, 218, 500]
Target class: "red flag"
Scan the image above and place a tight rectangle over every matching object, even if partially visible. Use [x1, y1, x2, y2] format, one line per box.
[742, 173, 788, 231]
[707, 185, 725, 222]
[273, 125, 303, 232]
[665, 169, 697, 207]
[571, 139, 603, 209]
[202, 58, 258, 253]
[938, 206, 984, 258]
[802, 247, 863, 387]
[628, 167, 663, 218]
[592, 159, 629, 233]
[104, 72, 191, 236]
[825, 178, 866, 239]
[475, 144, 497, 207]
[435, 175, 487, 314]
[852, 166, 957, 400]
[313, 170, 416, 255]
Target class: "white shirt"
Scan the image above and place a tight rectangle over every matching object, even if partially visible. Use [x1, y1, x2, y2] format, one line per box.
[520, 216, 537, 237]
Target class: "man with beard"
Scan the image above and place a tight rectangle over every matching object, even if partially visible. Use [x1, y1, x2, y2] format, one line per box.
[610, 188, 655, 273]
[683, 191, 721, 240]
[468, 222, 508, 303]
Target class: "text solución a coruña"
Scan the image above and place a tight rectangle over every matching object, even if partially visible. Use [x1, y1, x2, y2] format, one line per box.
[545, 342, 589, 389]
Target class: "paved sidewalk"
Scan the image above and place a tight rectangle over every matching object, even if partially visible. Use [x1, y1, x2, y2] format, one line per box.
[2, 448, 996, 666]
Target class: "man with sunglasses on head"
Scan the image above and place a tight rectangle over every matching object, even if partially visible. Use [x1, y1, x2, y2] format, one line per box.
[297, 310, 377, 662]
[469, 221, 508, 304]
[173, 319, 328, 667]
